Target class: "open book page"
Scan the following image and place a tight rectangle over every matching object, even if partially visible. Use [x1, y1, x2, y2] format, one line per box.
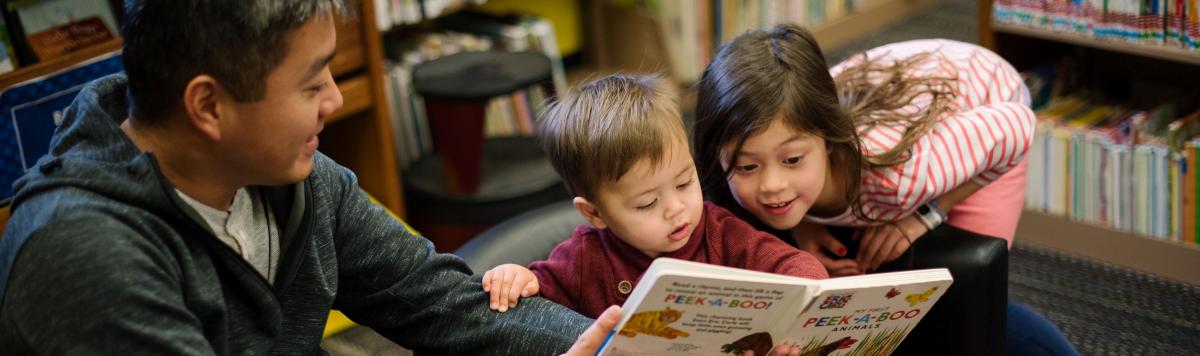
[599, 259, 818, 356]
[781, 269, 953, 355]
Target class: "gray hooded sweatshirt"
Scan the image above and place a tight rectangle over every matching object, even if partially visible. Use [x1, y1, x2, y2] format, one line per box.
[0, 74, 590, 354]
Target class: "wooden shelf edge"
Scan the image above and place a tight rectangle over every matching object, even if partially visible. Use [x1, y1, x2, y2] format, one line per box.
[327, 74, 372, 125]
[0, 205, 9, 237]
[0, 39, 124, 90]
[993, 23, 1200, 66]
[812, 0, 942, 50]
[1016, 210, 1200, 286]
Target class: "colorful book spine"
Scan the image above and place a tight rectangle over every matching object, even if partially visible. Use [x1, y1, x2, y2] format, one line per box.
[995, 0, 1199, 52]
[1028, 93, 1197, 243]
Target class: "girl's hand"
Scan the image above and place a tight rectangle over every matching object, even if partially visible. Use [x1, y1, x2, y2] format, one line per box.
[856, 213, 928, 273]
[793, 221, 861, 277]
[482, 263, 539, 312]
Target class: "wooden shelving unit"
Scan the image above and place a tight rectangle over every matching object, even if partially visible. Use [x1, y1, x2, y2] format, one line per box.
[1016, 211, 1200, 285]
[992, 23, 1200, 66]
[810, 0, 943, 51]
[321, 0, 405, 217]
[978, 0, 1200, 286]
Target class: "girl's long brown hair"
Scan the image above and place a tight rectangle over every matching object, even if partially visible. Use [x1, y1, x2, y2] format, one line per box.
[693, 23, 957, 229]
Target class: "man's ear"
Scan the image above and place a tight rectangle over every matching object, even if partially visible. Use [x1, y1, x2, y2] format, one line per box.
[573, 196, 607, 229]
[181, 74, 226, 141]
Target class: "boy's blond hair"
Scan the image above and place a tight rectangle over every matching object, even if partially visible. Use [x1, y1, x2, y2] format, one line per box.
[538, 74, 684, 200]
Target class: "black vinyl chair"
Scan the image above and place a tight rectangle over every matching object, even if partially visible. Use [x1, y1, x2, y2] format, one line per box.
[455, 201, 1008, 355]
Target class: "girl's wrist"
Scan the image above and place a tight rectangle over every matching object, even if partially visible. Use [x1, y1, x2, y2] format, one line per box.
[913, 201, 946, 230]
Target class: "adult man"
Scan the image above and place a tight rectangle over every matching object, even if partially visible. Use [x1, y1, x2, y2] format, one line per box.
[0, 1, 617, 354]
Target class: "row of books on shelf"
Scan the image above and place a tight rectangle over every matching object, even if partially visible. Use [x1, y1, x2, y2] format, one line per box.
[0, 0, 122, 75]
[381, 11, 565, 171]
[372, 0, 484, 31]
[994, 0, 1200, 51]
[651, 0, 878, 83]
[1021, 62, 1200, 245]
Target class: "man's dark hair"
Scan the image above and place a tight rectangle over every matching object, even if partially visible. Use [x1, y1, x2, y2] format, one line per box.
[121, 0, 348, 122]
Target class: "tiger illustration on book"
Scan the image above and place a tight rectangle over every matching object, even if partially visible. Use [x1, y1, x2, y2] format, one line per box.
[617, 307, 690, 339]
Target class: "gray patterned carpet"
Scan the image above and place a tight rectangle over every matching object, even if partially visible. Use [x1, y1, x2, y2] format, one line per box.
[1009, 242, 1200, 355]
[323, 1, 1200, 354]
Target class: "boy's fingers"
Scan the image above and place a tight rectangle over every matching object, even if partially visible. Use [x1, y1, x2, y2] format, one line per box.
[508, 275, 528, 307]
[489, 271, 503, 310]
[482, 270, 492, 292]
[499, 271, 516, 312]
[523, 282, 539, 297]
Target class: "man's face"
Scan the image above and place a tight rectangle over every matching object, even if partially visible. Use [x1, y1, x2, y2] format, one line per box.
[219, 14, 343, 185]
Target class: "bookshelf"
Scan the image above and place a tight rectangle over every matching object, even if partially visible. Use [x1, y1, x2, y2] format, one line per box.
[318, 0, 406, 217]
[584, 0, 942, 84]
[978, 0, 1200, 286]
[991, 23, 1200, 66]
[0, 1, 405, 218]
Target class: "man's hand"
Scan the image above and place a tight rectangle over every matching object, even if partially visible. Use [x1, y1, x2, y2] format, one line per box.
[792, 221, 860, 276]
[563, 305, 622, 356]
[856, 213, 928, 273]
[482, 263, 539, 312]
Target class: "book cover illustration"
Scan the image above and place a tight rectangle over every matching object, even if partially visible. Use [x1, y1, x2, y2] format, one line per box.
[783, 283, 948, 356]
[598, 259, 951, 356]
[11, 0, 119, 61]
[602, 274, 805, 356]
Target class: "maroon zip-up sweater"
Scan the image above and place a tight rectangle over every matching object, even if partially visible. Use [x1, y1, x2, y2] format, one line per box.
[529, 202, 828, 318]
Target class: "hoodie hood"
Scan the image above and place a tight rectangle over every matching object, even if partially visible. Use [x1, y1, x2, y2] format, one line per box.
[10, 73, 179, 217]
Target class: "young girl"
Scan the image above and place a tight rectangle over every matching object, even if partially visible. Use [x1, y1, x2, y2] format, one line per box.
[691, 24, 1077, 355]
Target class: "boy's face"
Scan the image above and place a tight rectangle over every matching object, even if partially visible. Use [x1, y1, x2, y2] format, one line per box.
[722, 118, 830, 231]
[578, 136, 705, 258]
[218, 14, 344, 185]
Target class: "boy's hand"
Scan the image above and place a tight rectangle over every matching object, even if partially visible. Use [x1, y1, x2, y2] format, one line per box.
[856, 214, 927, 273]
[482, 263, 539, 312]
[792, 221, 860, 277]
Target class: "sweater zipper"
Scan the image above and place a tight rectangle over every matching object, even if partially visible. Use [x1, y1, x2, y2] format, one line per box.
[146, 154, 282, 305]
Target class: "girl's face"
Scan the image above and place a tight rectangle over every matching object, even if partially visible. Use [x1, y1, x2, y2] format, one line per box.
[721, 117, 831, 230]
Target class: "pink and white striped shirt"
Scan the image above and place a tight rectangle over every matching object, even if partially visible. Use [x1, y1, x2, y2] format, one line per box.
[807, 39, 1035, 226]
